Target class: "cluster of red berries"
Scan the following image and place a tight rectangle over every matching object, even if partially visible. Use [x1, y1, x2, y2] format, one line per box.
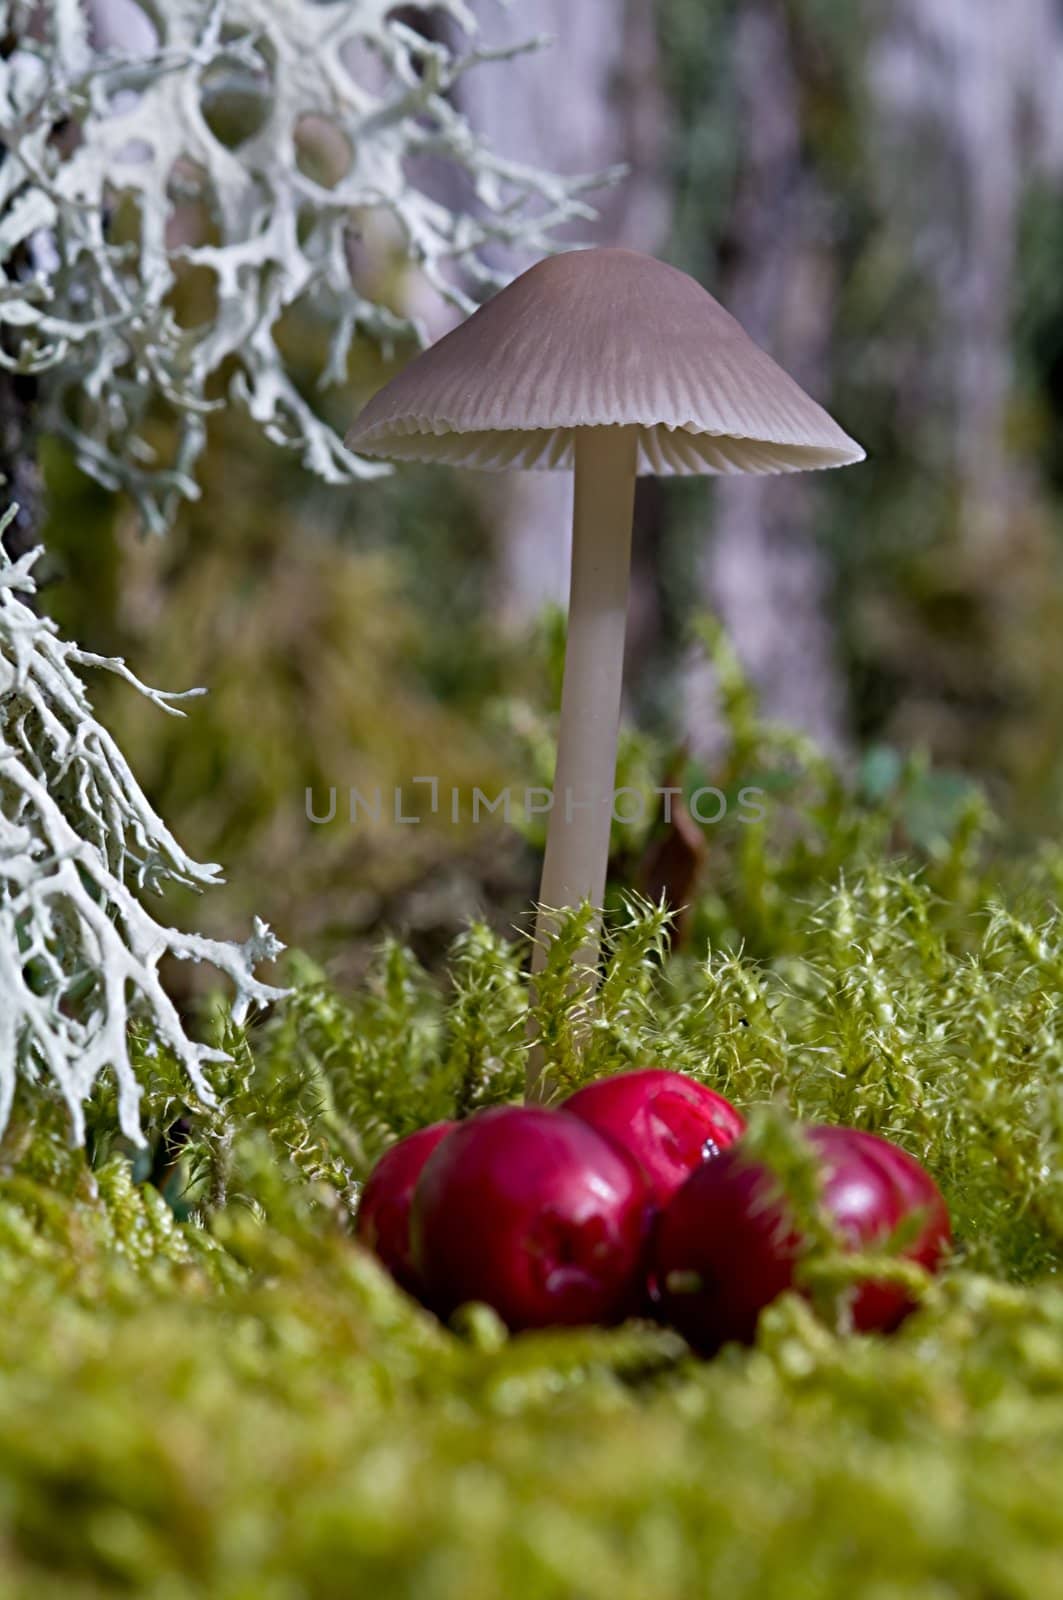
[355, 1069, 950, 1353]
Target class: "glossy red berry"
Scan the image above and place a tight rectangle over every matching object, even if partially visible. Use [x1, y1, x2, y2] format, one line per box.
[355, 1122, 456, 1297]
[654, 1123, 950, 1352]
[816, 1126, 951, 1332]
[562, 1068, 745, 1209]
[411, 1106, 653, 1331]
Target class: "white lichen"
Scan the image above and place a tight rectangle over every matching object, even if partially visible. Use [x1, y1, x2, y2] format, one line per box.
[0, 514, 286, 1144]
[0, 0, 604, 528]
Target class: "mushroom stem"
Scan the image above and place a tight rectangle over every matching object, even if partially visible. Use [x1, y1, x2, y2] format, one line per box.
[528, 425, 638, 1096]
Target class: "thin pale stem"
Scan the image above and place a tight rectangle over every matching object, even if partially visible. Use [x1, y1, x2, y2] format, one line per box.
[526, 425, 638, 1099]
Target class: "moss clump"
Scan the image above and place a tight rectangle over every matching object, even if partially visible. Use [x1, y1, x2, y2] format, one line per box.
[2, 706, 1063, 1595]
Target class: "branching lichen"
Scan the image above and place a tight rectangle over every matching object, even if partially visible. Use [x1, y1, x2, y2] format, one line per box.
[0, 0, 606, 528]
[0, 516, 285, 1144]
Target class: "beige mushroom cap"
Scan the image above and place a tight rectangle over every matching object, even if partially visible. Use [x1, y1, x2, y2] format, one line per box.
[345, 247, 864, 476]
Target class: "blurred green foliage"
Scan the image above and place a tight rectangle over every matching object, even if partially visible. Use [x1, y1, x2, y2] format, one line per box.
[38, 351, 535, 989]
[1015, 180, 1063, 494]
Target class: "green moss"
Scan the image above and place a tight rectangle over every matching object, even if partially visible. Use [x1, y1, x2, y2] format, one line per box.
[0, 1125, 1062, 1597]
[2, 699, 1063, 1595]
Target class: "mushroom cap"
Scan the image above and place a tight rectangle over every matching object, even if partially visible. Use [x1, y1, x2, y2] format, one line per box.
[345, 247, 864, 476]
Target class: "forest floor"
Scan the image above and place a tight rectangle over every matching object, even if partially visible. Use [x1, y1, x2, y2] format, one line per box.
[1, 813, 1062, 1596]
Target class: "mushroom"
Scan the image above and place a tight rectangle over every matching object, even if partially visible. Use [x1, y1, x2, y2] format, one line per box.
[346, 248, 864, 1091]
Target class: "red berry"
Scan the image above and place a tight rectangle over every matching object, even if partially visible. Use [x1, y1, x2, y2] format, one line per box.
[355, 1122, 456, 1296]
[412, 1106, 653, 1331]
[818, 1127, 951, 1332]
[562, 1068, 745, 1208]
[654, 1124, 950, 1352]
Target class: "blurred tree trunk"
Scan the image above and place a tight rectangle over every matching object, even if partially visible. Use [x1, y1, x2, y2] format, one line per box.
[682, 0, 849, 761]
[855, 0, 1063, 766]
[870, 0, 1063, 545]
[452, 0, 672, 640]
[684, 0, 1063, 764]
